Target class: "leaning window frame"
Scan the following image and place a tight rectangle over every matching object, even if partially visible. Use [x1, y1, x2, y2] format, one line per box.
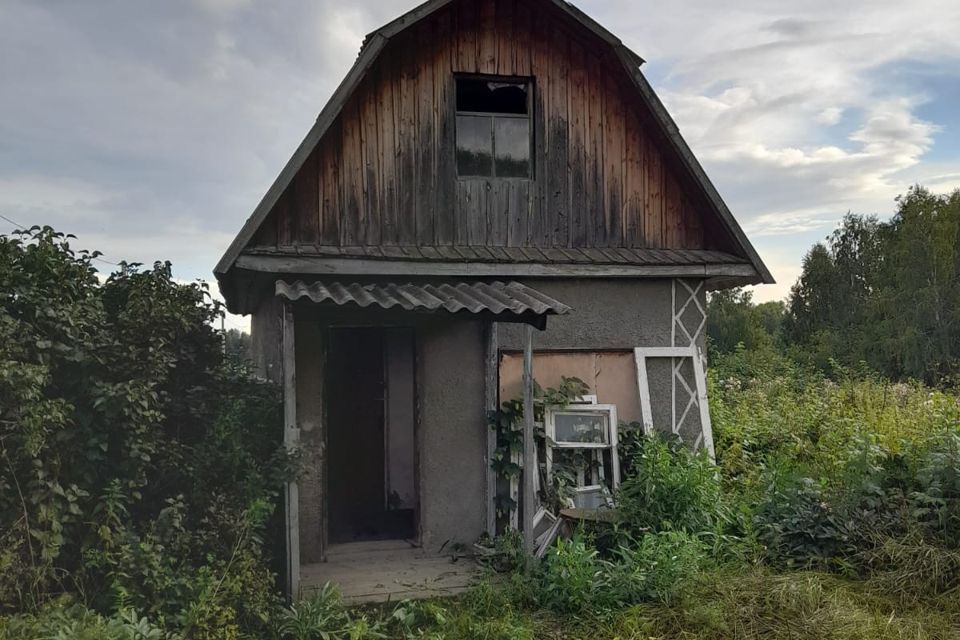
[454, 74, 534, 180]
[544, 403, 621, 503]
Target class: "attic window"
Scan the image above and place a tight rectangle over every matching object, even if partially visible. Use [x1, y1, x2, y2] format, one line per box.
[456, 77, 531, 178]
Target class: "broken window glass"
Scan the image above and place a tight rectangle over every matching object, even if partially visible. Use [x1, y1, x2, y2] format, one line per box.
[455, 77, 531, 178]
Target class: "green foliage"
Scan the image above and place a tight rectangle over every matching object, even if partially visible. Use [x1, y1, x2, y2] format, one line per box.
[707, 288, 784, 357]
[489, 376, 590, 521]
[786, 187, 960, 384]
[0, 227, 288, 637]
[617, 430, 728, 536]
[522, 530, 709, 617]
[0, 603, 177, 640]
[278, 584, 384, 640]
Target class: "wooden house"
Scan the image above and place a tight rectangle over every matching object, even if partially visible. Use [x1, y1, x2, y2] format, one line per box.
[215, 0, 772, 601]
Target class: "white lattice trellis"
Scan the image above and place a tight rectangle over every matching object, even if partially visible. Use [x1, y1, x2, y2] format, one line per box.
[626, 279, 713, 457]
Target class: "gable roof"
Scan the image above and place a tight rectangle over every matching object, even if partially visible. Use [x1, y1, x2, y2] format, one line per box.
[214, 0, 773, 286]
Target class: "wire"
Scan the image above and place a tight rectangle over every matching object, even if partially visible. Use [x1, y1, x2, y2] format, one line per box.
[0, 211, 122, 266]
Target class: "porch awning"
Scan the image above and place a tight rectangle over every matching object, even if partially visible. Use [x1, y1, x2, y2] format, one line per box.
[275, 280, 571, 328]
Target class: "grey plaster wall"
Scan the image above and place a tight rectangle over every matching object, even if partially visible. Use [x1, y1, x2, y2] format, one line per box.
[290, 309, 489, 562]
[499, 278, 707, 443]
[416, 319, 489, 551]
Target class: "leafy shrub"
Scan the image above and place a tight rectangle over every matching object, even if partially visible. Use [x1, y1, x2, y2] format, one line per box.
[278, 584, 384, 640]
[616, 431, 729, 536]
[754, 476, 857, 570]
[532, 530, 709, 617]
[535, 534, 610, 615]
[612, 531, 708, 605]
[0, 603, 175, 640]
[0, 228, 288, 636]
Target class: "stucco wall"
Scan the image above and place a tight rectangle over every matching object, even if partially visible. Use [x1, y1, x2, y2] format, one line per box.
[416, 319, 489, 551]
[498, 278, 707, 442]
[289, 310, 489, 562]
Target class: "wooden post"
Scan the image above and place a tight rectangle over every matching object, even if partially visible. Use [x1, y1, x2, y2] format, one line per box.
[282, 302, 300, 599]
[522, 324, 536, 554]
[484, 322, 499, 536]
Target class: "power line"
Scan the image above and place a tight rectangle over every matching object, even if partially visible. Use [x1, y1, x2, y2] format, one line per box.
[0, 212, 122, 266]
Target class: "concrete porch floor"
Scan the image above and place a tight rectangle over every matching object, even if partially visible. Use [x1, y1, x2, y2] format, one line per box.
[300, 540, 479, 604]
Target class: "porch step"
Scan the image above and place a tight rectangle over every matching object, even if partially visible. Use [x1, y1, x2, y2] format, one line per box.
[301, 541, 478, 603]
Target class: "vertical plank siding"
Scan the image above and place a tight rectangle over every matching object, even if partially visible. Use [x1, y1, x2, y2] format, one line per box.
[256, 0, 705, 252]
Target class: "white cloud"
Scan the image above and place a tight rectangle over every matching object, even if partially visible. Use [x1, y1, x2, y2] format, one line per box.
[816, 107, 843, 126]
[602, 0, 960, 262]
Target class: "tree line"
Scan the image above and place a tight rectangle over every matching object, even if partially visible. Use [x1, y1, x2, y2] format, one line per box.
[709, 185, 960, 386]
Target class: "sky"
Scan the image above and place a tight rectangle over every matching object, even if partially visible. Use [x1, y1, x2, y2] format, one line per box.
[2, 0, 960, 330]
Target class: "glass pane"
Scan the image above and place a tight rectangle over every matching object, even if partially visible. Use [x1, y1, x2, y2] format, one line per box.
[456, 115, 493, 176]
[457, 78, 528, 114]
[574, 487, 606, 509]
[494, 117, 530, 178]
[553, 412, 609, 445]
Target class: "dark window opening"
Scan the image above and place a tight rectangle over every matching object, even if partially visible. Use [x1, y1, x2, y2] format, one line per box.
[456, 77, 531, 178]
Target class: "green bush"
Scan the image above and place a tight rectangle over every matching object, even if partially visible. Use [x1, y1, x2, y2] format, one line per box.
[0, 228, 289, 637]
[616, 431, 729, 536]
[0, 603, 175, 640]
[531, 530, 709, 617]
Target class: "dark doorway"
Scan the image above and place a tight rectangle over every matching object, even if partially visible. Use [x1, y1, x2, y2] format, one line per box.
[327, 327, 416, 544]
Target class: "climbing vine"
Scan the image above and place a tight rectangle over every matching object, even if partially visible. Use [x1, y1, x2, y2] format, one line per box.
[489, 376, 591, 526]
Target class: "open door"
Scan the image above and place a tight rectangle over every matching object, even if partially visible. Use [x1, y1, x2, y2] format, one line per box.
[327, 327, 417, 544]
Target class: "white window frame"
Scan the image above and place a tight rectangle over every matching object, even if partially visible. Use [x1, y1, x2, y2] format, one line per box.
[544, 403, 621, 492]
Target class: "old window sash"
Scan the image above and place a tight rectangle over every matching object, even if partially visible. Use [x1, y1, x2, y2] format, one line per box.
[633, 345, 715, 459]
[455, 77, 532, 179]
[544, 403, 621, 509]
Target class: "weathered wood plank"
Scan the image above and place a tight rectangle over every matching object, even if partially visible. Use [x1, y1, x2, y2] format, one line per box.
[506, 179, 529, 247]
[276, 188, 294, 245]
[479, 0, 497, 74]
[398, 45, 418, 244]
[435, 8, 455, 244]
[341, 98, 363, 245]
[567, 36, 586, 248]
[624, 111, 643, 247]
[319, 129, 341, 245]
[415, 20, 436, 245]
[488, 181, 508, 246]
[522, 324, 535, 553]
[376, 60, 395, 244]
[587, 52, 606, 247]
[549, 24, 571, 247]
[605, 70, 624, 247]
[529, 12, 549, 246]
[496, 0, 515, 76]
[455, 0, 478, 74]
[513, 0, 532, 77]
[282, 303, 300, 597]
[294, 151, 320, 244]
[647, 136, 664, 247]
[361, 72, 381, 246]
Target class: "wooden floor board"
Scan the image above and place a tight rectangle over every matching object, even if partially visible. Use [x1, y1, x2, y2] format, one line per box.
[301, 542, 479, 604]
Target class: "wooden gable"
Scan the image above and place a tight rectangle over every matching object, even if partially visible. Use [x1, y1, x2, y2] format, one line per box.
[216, 0, 772, 298]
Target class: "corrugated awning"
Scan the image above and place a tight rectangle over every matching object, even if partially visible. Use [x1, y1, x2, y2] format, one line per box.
[275, 280, 571, 329]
